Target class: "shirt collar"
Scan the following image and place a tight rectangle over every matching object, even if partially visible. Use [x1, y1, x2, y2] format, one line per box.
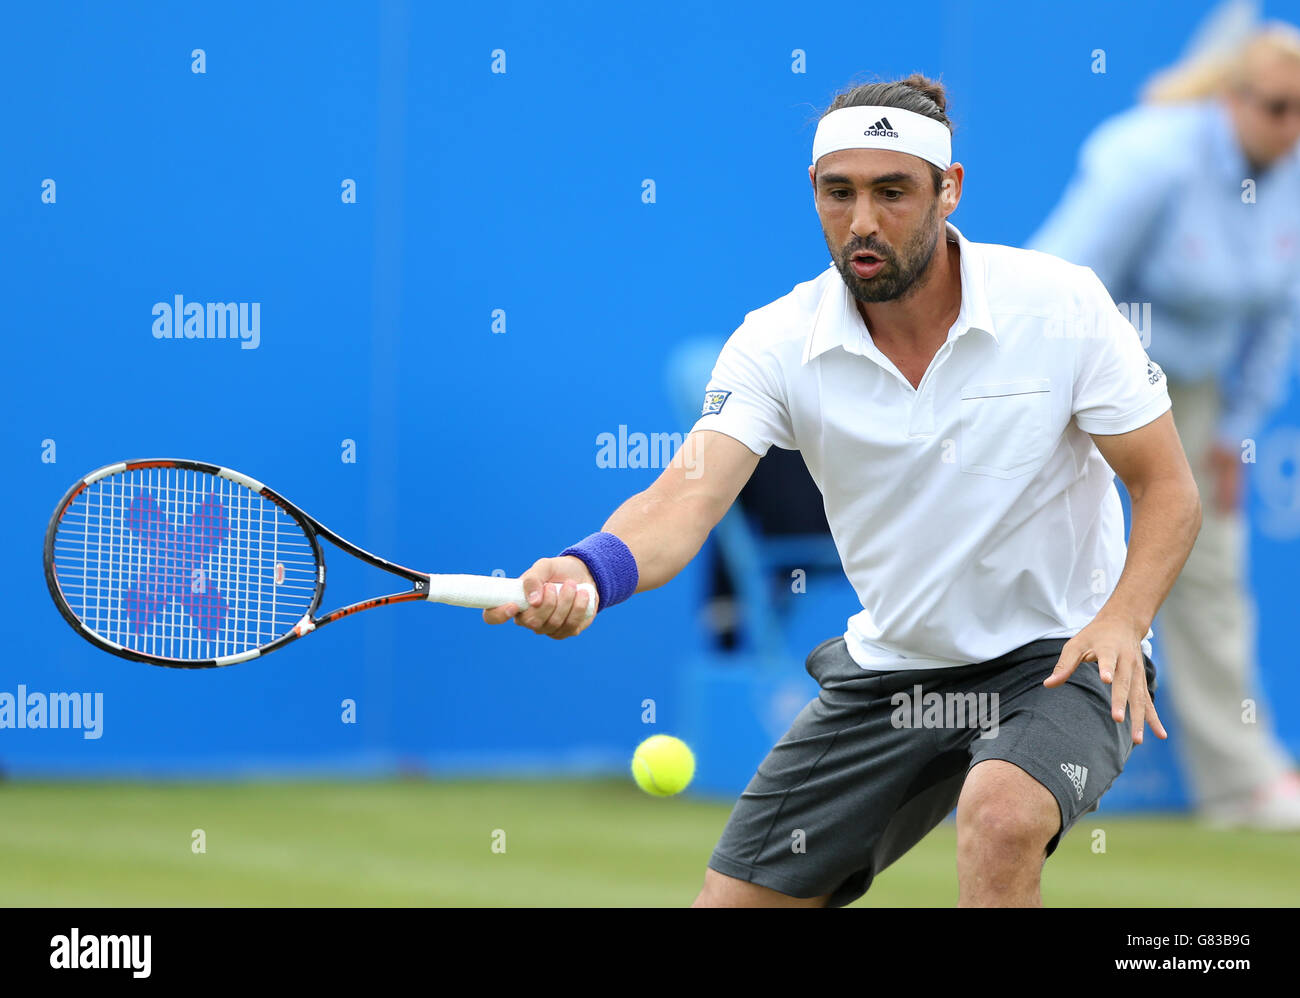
[802, 220, 997, 365]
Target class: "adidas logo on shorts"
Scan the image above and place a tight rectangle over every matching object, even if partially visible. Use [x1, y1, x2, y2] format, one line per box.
[1061, 762, 1089, 801]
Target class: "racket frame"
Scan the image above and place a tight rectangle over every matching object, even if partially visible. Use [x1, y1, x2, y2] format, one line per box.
[44, 458, 436, 669]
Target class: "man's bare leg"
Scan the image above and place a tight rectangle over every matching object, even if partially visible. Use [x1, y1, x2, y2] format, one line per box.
[692, 868, 831, 908]
[956, 759, 1061, 907]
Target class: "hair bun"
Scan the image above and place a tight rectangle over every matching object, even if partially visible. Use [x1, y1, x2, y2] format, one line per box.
[901, 73, 947, 113]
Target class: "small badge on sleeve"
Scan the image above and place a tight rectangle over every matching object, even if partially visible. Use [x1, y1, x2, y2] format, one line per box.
[701, 389, 732, 416]
[1146, 360, 1165, 386]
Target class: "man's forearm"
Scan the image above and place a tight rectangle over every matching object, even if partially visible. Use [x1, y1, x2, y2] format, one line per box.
[1097, 479, 1201, 634]
[602, 488, 723, 594]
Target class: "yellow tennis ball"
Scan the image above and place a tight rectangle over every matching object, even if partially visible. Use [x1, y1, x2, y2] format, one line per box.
[631, 734, 695, 797]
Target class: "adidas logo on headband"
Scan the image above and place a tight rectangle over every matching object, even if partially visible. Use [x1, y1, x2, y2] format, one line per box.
[863, 117, 899, 138]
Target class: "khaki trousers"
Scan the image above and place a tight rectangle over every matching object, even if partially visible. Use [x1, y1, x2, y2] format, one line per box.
[1155, 379, 1294, 807]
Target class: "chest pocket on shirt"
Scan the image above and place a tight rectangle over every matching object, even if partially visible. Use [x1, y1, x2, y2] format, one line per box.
[959, 378, 1052, 479]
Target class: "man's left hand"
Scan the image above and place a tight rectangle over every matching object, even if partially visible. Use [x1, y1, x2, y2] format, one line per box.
[1044, 613, 1167, 745]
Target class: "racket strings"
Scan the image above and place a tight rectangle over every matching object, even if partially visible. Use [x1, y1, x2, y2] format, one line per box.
[51, 467, 318, 661]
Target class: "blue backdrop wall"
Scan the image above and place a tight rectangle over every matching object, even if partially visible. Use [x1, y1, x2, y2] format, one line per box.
[2, 0, 1297, 787]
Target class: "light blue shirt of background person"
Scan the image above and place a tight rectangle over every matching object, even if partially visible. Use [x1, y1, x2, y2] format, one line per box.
[1027, 98, 1300, 448]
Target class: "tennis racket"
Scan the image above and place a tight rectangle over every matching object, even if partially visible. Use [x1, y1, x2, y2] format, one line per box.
[44, 458, 596, 668]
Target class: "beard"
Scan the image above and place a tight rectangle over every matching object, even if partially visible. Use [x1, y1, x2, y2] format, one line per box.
[829, 197, 942, 304]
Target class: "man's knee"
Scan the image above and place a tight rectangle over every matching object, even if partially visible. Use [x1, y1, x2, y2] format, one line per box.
[692, 867, 830, 908]
[957, 760, 1061, 860]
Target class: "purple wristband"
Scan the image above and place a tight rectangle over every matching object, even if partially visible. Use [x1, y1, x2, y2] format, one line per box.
[558, 531, 639, 611]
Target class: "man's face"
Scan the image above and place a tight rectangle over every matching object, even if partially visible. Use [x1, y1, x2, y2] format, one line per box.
[811, 149, 943, 303]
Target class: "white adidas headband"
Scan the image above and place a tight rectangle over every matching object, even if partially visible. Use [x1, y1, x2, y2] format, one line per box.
[812, 105, 952, 172]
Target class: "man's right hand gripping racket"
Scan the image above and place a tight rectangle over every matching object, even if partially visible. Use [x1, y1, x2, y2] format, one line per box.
[43, 458, 595, 668]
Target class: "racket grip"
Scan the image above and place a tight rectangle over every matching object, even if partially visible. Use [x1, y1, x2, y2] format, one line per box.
[425, 574, 598, 619]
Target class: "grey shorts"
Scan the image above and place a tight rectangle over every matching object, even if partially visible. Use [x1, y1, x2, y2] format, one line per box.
[708, 635, 1157, 907]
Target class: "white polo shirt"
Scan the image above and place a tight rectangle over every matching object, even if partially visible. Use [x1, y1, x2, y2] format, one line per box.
[692, 221, 1171, 670]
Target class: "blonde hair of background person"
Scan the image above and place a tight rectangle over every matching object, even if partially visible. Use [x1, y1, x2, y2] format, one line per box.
[1145, 20, 1300, 155]
[1143, 19, 1300, 101]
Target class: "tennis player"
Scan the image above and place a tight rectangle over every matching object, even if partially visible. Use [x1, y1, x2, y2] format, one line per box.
[484, 74, 1202, 908]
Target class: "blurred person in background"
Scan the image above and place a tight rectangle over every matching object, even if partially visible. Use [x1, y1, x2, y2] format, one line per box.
[1029, 15, 1300, 829]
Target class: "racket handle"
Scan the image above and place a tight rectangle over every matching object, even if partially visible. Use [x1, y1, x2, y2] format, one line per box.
[425, 574, 597, 619]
